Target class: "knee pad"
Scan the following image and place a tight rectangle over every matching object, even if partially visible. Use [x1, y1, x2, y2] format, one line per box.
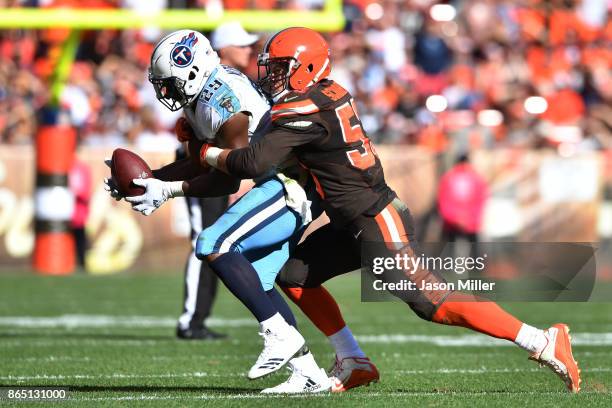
[406, 299, 440, 322]
[396, 268, 453, 321]
[277, 259, 310, 288]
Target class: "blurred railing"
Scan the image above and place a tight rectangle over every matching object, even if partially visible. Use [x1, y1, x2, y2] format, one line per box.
[0, 146, 610, 276]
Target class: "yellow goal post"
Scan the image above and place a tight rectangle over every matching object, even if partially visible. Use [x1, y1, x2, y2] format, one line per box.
[0, 1, 345, 31]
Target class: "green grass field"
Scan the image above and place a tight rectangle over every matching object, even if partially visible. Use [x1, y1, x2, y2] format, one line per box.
[0, 272, 611, 407]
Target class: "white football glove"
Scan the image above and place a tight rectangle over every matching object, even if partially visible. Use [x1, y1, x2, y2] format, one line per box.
[103, 158, 123, 201]
[124, 178, 184, 216]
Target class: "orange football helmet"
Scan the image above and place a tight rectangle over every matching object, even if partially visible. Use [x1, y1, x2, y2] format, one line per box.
[257, 27, 331, 98]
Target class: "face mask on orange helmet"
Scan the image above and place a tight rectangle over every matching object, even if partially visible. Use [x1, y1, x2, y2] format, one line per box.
[257, 27, 331, 99]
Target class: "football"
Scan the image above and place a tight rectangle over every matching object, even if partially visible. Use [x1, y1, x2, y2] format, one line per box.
[110, 148, 152, 197]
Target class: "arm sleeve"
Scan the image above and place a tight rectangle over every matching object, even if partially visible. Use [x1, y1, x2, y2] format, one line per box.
[152, 157, 203, 181]
[184, 169, 241, 197]
[225, 121, 326, 179]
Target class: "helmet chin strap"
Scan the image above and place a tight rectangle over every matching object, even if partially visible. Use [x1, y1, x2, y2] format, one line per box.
[309, 57, 330, 86]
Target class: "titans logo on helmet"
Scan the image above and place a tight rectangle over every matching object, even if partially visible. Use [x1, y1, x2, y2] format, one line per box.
[171, 32, 199, 67]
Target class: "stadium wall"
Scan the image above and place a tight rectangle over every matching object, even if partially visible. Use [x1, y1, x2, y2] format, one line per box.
[0, 146, 610, 276]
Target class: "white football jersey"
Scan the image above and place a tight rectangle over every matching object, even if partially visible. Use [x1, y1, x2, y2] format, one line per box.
[183, 65, 270, 143]
[182, 65, 311, 224]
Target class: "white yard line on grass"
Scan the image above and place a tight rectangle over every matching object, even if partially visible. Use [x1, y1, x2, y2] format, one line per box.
[0, 315, 253, 328]
[10, 352, 552, 364]
[5, 354, 254, 363]
[71, 390, 609, 402]
[1, 339, 163, 348]
[0, 372, 243, 381]
[392, 367, 612, 375]
[3, 356, 92, 363]
[3, 367, 611, 383]
[3, 335, 612, 349]
[2, 315, 612, 347]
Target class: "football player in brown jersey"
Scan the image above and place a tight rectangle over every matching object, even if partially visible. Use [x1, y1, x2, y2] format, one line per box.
[201, 27, 581, 393]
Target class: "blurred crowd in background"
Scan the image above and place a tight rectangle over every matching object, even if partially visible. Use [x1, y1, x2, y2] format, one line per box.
[0, 0, 611, 157]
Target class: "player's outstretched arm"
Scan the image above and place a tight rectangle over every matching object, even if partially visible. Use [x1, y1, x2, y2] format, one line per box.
[152, 157, 205, 182]
[204, 122, 326, 178]
[152, 117, 210, 181]
[126, 113, 251, 215]
[182, 169, 240, 197]
[125, 169, 242, 217]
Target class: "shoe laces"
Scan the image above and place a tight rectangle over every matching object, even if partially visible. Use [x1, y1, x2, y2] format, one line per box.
[257, 330, 278, 361]
[328, 356, 342, 377]
[283, 363, 307, 387]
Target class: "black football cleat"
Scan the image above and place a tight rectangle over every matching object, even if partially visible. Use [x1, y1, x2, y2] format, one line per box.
[176, 326, 227, 340]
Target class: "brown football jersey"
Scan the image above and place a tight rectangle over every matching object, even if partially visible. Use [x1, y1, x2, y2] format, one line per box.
[226, 79, 397, 227]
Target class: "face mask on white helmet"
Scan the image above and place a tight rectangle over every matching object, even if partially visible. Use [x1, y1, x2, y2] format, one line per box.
[149, 30, 220, 111]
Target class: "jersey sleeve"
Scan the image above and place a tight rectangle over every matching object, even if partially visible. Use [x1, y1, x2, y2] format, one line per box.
[193, 77, 243, 140]
[197, 96, 242, 139]
[225, 120, 326, 179]
[193, 104, 222, 140]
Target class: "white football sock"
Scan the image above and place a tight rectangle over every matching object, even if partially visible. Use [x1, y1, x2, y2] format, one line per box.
[260, 312, 289, 333]
[514, 323, 548, 354]
[328, 326, 366, 360]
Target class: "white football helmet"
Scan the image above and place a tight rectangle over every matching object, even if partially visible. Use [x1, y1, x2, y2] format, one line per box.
[149, 30, 220, 111]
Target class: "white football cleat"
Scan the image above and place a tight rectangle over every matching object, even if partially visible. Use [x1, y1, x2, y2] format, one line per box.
[329, 356, 380, 392]
[261, 352, 331, 394]
[248, 325, 305, 379]
[529, 323, 581, 393]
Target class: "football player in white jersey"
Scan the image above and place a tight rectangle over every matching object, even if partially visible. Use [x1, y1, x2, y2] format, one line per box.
[175, 23, 260, 341]
[105, 30, 377, 393]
